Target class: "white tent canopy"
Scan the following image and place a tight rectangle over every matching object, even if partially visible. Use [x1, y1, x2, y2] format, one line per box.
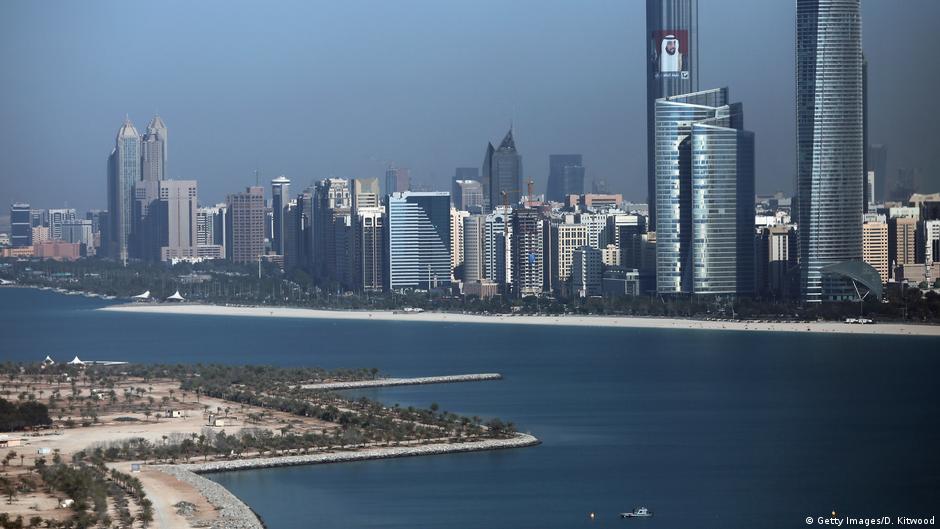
[166, 290, 185, 301]
[68, 356, 85, 365]
[132, 290, 151, 299]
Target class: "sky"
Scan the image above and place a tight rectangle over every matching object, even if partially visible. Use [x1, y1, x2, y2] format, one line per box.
[1, 0, 939, 213]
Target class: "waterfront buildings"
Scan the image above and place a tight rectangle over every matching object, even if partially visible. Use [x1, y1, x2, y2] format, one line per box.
[386, 192, 451, 291]
[924, 220, 940, 266]
[546, 155, 584, 203]
[226, 187, 265, 264]
[796, 0, 864, 302]
[48, 209, 78, 241]
[450, 208, 469, 281]
[155, 180, 198, 261]
[107, 118, 141, 261]
[553, 221, 589, 287]
[351, 206, 385, 292]
[10, 203, 31, 247]
[889, 217, 918, 272]
[462, 215, 485, 283]
[312, 178, 351, 281]
[646, 0, 699, 227]
[572, 246, 603, 297]
[483, 207, 512, 287]
[271, 176, 290, 255]
[655, 87, 754, 295]
[483, 127, 522, 211]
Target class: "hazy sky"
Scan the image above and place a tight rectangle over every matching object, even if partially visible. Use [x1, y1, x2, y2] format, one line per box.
[1, 0, 939, 213]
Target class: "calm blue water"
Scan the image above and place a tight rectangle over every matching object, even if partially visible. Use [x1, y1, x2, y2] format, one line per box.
[2, 287, 939, 529]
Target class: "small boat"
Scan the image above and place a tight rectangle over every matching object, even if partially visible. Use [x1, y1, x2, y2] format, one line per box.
[620, 507, 653, 518]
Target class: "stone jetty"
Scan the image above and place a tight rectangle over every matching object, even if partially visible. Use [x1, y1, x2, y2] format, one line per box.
[300, 373, 503, 391]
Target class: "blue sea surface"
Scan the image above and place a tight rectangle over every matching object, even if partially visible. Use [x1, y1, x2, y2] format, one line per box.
[2, 287, 939, 529]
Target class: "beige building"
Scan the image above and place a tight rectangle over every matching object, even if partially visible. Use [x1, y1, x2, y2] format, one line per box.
[889, 217, 918, 274]
[863, 220, 889, 284]
[450, 208, 469, 280]
[556, 222, 589, 283]
[602, 244, 620, 267]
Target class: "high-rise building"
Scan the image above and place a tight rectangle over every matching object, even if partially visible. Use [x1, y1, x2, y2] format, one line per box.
[352, 178, 381, 211]
[889, 217, 918, 274]
[463, 215, 486, 283]
[655, 88, 754, 295]
[797, 0, 864, 302]
[553, 220, 589, 287]
[386, 192, 451, 290]
[10, 203, 31, 248]
[132, 181, 159, 259]
[869, 144, 887, 203]
[385, 166, 410, 196]
[453, 168, 480, 203]
[484, 207, 512, 286]
[271, 176, 290, 255]
[923, 220, 940, 265]
[226, 187, 265, 264]
[546, 155, 584, 203]
[646, 0, 699, 228]
[47, 209, 78, 241]
[483, 127, 522, 211]
[61, 220, 94, 255]
[862, 219, 889, 285]
[155, 180, 198, 261]
[572, 246, 603, 298]
[453, 180, 484, 211]
[312, 179, 351, 280]
[451, 208, 469, 280]
[607, 214, 647, 269]
[107, 118, 141, 261]
[351, 207, 385, 291]
[141, 115, 167, 182]
[511, 208, 544, 297]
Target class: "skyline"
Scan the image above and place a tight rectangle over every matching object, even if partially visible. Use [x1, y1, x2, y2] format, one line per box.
[2, 1, 940, 213]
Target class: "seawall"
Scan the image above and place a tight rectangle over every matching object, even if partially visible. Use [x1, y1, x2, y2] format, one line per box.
[300, 373, 502, 390]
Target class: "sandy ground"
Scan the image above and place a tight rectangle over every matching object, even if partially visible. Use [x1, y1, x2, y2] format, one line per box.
[102, 303, 940, 337]
[110, 464, 218, 529]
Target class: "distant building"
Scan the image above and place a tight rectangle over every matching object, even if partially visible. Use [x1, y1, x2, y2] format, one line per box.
[889, 217, 918, 275]
[10, 203, 31, 247]
[924, 220, 940, 265]
[351, 178, 381, 211]
[546, 154, 584, 203]
[385, 166, 410, 196]
[60, 220, 94, 256]
[271, 176, 291, 255]
[34, 241, 81, 261]
[107, 118, 141, 261]
[462, 215, 485, 283]
[566, 194, 623, 212]
[155, 180, 198, 261]
[453, 180, 484, 211]
[862, 220, 889, 284]
[386, 192, 451, 290]
[226, 187, 265, 264]
[602, 266, 640, 297]
[450, 208, 469, 280]
[312, 179, 351, 280]
[483, 127, 522, 211]
[552, 220, 588, 288]
[484, 207, 512, 286]
[607, 214, 646, 269]
[511, 209, 544, 297]
[141, 115, 167, 182]
[452, 168, 480, 206]
[571, 246, 603, 297]
[602, 244, 620, 267]
[47, 208, 77, 241]
[351, 207, 384, 292]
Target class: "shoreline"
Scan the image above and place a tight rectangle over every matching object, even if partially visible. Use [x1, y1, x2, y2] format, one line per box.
[99, 302, 940, 337]
[153, 433, 539, 529]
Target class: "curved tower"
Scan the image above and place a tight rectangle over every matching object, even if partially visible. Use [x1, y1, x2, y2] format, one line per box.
[796, 0, 863, 302]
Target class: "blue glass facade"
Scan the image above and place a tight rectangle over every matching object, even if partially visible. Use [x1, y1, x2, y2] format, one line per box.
[387, 192, 452, 291]
[655, 88, 755, 296]
[107, 119, 140, 260]
[797, 0, 864, 302]
[10, 203, 31, 247]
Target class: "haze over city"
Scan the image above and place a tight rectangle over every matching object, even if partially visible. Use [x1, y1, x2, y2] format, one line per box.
[2, 0, 939, 212]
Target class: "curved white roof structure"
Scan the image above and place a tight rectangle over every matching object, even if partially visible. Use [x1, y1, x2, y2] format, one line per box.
[166, 290, 185, 301]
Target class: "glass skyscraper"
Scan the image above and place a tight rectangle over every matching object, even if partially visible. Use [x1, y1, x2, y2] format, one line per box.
[796, 0, 864, 302]
[107, 118, 140, 261]
[647, 0, 699, 228]
[386, 191, 452, 291]
[271, 175, 290, 255]
[655, 88, 754, 295]
[482, 127, 522, 211]
[546, 154, 584, 203]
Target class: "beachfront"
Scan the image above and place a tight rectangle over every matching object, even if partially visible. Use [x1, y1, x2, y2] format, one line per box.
[101, 302, 940, 337]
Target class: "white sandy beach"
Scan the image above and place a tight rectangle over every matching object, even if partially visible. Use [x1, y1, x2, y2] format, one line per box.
[100, 303, 940, 337]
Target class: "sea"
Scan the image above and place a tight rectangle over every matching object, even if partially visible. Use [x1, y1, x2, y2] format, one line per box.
[2, 287, 939, 529]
